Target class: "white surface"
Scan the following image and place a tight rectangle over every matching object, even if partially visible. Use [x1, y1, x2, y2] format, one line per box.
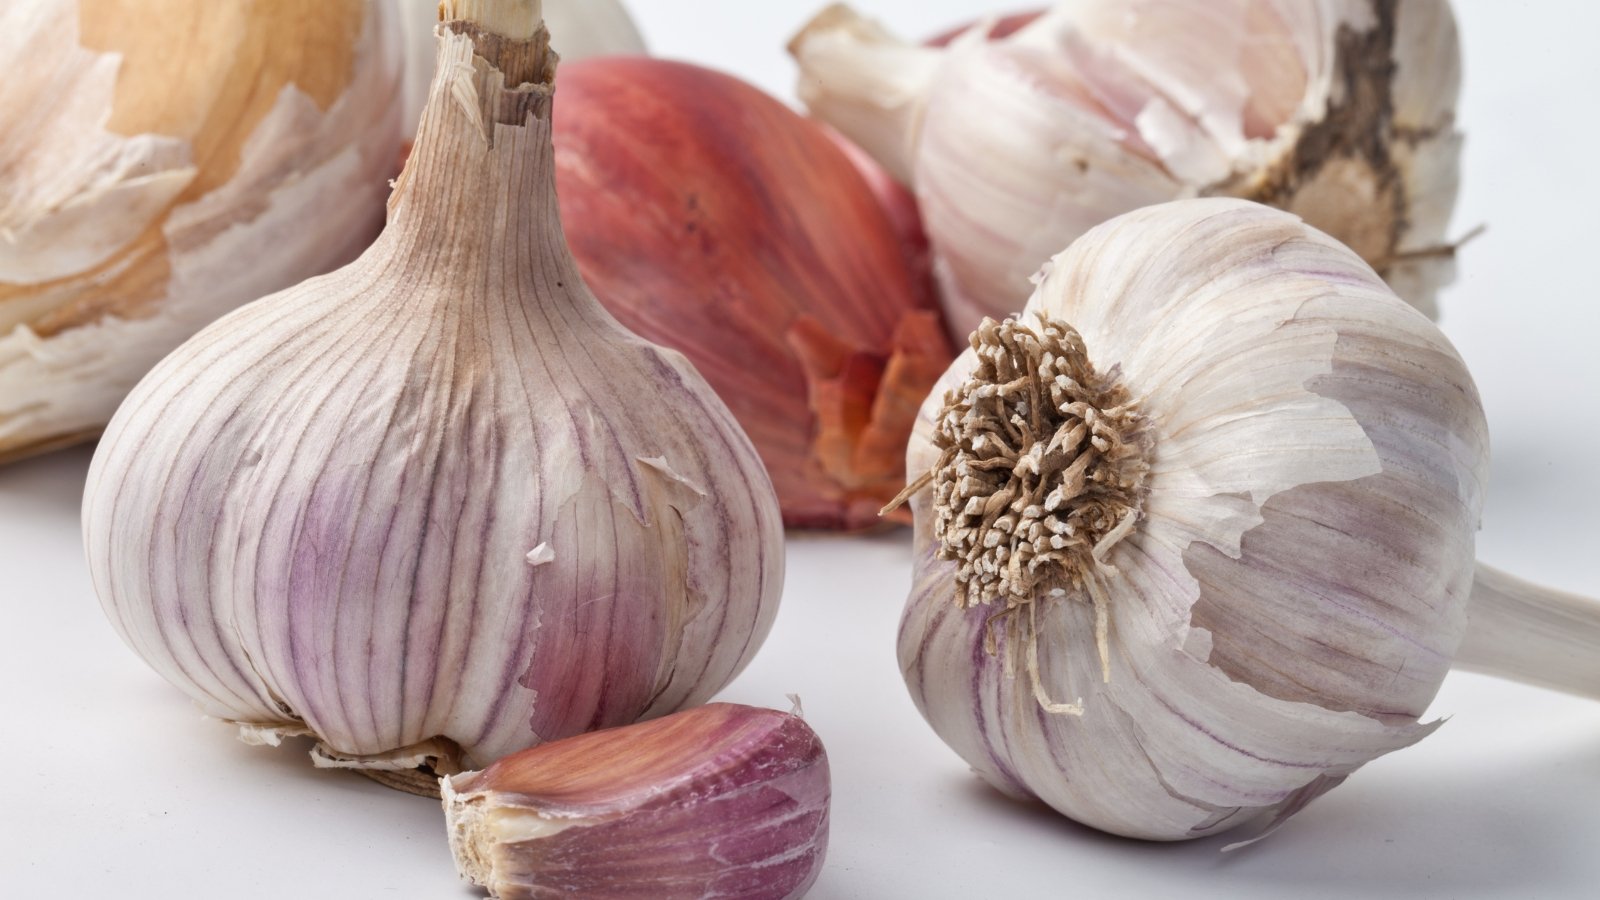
[4, 1, 1599, 897]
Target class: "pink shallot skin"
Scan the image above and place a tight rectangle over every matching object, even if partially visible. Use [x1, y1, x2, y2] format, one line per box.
[554, 58, 953, 531]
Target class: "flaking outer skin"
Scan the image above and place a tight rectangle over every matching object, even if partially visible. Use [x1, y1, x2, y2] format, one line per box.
[898, 199, 1489, 841]
[0, 0, 403, 462]
[84, 23, 783, 778]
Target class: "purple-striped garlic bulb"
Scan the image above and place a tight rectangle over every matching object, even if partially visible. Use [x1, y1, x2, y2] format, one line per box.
[83, 0, 783, 794]
[791, 0, 1464, 340]
[445, 703, 830, 899]
[891, 198, 1597, 842]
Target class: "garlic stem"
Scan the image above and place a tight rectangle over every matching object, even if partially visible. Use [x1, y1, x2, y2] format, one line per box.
[1457, 564, 1600, 700]
[443, 0, 543, 39]
[382, 2, 576, 314]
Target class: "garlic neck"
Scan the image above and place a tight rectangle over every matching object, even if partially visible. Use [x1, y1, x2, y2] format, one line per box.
[440, 0, 545, 41]
[380, 9, 588, 310]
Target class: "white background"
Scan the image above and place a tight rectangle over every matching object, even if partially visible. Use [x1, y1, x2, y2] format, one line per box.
[4, 1, 1598, 897]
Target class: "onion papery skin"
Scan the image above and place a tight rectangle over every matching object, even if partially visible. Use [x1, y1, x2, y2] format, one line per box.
[552, 58, 954, 531]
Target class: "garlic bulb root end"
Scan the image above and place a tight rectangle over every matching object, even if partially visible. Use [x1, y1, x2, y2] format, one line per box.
[899, 314, 1152, 710]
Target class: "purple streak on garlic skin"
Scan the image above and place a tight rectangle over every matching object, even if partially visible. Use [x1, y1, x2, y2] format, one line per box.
[444, 704, 829, 899]
[83, 16, 783, 782]
[898, 199, 1489, 841]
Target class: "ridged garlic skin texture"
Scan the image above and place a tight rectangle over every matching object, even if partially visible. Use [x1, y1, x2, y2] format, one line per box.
[899, 199, 1489, 841]
[397, 0, 646, 139]
[0, 0, 403, 462]
[794, 0, 1462, 336]
[83, 25, 783, 775]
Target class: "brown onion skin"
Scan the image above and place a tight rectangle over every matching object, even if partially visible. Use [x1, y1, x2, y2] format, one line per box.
[553, 58, 953, 531]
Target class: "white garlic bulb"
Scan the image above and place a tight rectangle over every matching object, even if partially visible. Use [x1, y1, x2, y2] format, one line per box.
[397, 0, 646, 141]
[895, 198, 1489, 841]
[0, 0, 403, 463]
[792, 0, 1463, 337]
[83, 1, 782, 791]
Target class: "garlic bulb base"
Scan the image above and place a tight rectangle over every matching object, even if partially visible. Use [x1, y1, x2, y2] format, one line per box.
[909, 315, 1151, 611]
[891, 315, 1151, 712]
[358, 766, 454, 798]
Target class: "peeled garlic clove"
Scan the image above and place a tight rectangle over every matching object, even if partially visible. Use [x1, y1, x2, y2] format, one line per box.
[792, 0, 1464, 338]
[553, 58, 953, 530]
[897, 198, 1489, 841]
[84, 2, 783, 787]
[445, 704, 830, 899]
[396, 0, 645, 142]
[0, 0, 403, 464]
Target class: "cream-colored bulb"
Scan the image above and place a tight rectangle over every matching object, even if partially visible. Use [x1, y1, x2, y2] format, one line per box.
[0, 0, 403, 463]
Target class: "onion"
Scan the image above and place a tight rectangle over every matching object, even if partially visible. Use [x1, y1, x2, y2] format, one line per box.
[553, 58, 954, 530]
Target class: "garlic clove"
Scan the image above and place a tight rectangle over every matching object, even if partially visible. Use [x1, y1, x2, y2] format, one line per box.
[84, 2, 783, 787]
[0, 0, 404, 464]
[897, 198, 1489, 841]
[792, 0, 1466, 336]
[444, 703, 830, 900]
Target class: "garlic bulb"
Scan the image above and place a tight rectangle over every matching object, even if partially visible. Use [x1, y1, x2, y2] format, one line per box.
[552, 58, 952, 530]
[792, 0, 1464, 338]
[0, 0, 403, 463]
[445, 703, 830, 899]
[893, 198, 1491, 841]
[397, 0, 645, 141]
[83, 0, 783, 792]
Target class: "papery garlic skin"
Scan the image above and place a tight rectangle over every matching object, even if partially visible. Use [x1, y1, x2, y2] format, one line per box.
[84, 10, 782, 783]
[445, 704, 830, 899]
[397, 0, 645, 140]
[793, 0, 1463, 337]
[0, 0, 403, 463]
[899, 199, 1488, 841]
